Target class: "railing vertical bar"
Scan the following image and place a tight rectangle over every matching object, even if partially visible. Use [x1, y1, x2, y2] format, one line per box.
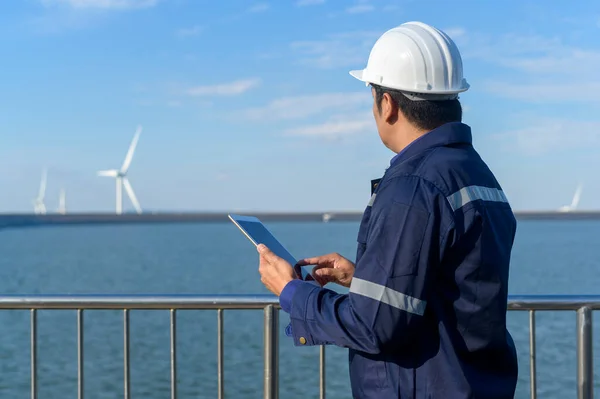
[77, 309, 84, 399]
[529, 310, 536, 399]
[123, 309, 130, 399]
[319, 345, 326, 399]
[577, 306, 593, 399]
[263, 305, 279, 399]
[217, 309, 224, 399]
[170, 309, 177, 399]
[30, 309, 37, 399]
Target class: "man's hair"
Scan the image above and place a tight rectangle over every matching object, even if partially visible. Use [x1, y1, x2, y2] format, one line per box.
[371, 84, 462, 131]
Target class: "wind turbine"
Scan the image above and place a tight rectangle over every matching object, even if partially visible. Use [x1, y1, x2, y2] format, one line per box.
[32, 168, 47, 214]
[97, 126, 143, 215]
[57, 188, 66, 214]
[558, 183, 583, 212]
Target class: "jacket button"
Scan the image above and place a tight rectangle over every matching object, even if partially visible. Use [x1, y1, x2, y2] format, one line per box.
[299, 337, 306, 345]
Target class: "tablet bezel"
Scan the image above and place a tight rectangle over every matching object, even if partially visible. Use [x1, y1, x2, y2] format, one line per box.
[228, 214, 263, 246]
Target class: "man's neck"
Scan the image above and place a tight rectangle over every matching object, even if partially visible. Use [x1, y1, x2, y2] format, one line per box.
[391, 125, 429, 154]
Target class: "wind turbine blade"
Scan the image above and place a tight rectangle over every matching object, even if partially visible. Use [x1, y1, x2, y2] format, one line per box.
[97, 169, 119, 177]
[572, 184, 583, 208]
[122, 177, 142, 214]
[120, 125, 142, 174]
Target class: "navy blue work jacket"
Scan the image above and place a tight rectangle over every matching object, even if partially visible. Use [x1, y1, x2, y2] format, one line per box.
[283, 122, 519, 398]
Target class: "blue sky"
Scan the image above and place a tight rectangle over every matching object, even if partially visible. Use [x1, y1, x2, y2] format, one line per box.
[1, 0, 599, 213]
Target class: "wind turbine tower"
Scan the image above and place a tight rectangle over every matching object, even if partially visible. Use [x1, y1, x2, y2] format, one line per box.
[32, 168, 47, 214]
[57, 188, 66, 214]
[97, 126, 143, 215]
[558, 183, 583, 212]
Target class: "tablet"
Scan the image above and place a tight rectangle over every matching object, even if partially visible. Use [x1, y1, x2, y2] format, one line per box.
[228, 213, 316, 283]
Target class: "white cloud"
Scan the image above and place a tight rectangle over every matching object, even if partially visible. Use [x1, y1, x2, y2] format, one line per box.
[443, 27, 466, 40]
[499, 48, 600, 76]
[41, 0, 158, 9]
[241, 92, 374, 140]
[296, 0, 325, 6]
[284, 114, 374, 138]
[346, 4, 374, 14]
[291, 31, 381, 68]
[248, 3, 269, 12]
[491, 118, 600, 155]
[32, 0, 156, 32]
[243, 92, 374, 140]
[460, 32, 600, 76]
[458, 32, 600, 103]
[382, 4, 399, 12]
[483, 81, 600, 103]
[215, 173, 230, 181]
[176, 25, 203, 38]
[29, 10, 99, 33]
[186, 78, 261, 97]
[242, 92, 370, 120]
[460, 33, 562, 61]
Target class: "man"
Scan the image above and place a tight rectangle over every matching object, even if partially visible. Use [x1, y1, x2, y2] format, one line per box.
[257, 21, 518, 398]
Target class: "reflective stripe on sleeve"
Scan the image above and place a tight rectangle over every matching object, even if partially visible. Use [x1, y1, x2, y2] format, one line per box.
[446, 185, 508, 211]
[349, 277, 426, 316]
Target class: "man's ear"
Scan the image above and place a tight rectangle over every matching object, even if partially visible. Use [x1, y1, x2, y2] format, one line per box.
[382, 92, 398, 124]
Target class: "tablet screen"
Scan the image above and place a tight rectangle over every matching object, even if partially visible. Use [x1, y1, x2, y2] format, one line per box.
[235, 218, 297, 266]
[229, 214, 316, 283]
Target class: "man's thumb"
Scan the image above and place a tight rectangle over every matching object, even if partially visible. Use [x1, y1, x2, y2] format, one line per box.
[257, 244, 274, 258]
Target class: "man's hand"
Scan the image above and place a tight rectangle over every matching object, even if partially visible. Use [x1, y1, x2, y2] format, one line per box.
[296, 253, 355, 288]
[257, 244, 296, 296]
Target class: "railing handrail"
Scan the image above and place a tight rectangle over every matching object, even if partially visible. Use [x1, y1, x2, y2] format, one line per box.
[1, 294, 597, 399]
[0, 293, 600, 310]
[0, 294, 280, 309]
[508, 295, 600, 310]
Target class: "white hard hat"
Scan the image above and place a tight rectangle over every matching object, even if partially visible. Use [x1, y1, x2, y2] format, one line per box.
[349, 21, 469, 101]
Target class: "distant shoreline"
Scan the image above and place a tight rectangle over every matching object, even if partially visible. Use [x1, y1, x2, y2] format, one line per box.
[0, 211, 599, 229]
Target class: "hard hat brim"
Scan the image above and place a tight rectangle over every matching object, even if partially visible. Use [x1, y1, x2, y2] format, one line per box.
[349, 69, 369, 86]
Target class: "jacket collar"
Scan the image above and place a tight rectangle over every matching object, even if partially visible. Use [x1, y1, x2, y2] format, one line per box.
[389, 122, 472, 167]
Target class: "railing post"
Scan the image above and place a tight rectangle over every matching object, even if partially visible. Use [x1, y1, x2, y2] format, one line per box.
[319, 345, 326, 399]
[263, 305, 279, 399]
[30, 309, 37, 399]
[170, 309, 177, 399]
[77, 309, 84, 399]
[217, 309, 224, 399]
[123, 309, 131, 399]
[529, 310, 537, 399]
[577, 306, 593, 399]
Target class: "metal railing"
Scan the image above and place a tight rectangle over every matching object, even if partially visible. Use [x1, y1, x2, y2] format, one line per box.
[0, 294, 596, 399]
[509, 295, 596, 399]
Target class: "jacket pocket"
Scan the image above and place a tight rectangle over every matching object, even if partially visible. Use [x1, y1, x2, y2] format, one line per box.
[373, 201, 430, 277]
[349, 351, 390, 396]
